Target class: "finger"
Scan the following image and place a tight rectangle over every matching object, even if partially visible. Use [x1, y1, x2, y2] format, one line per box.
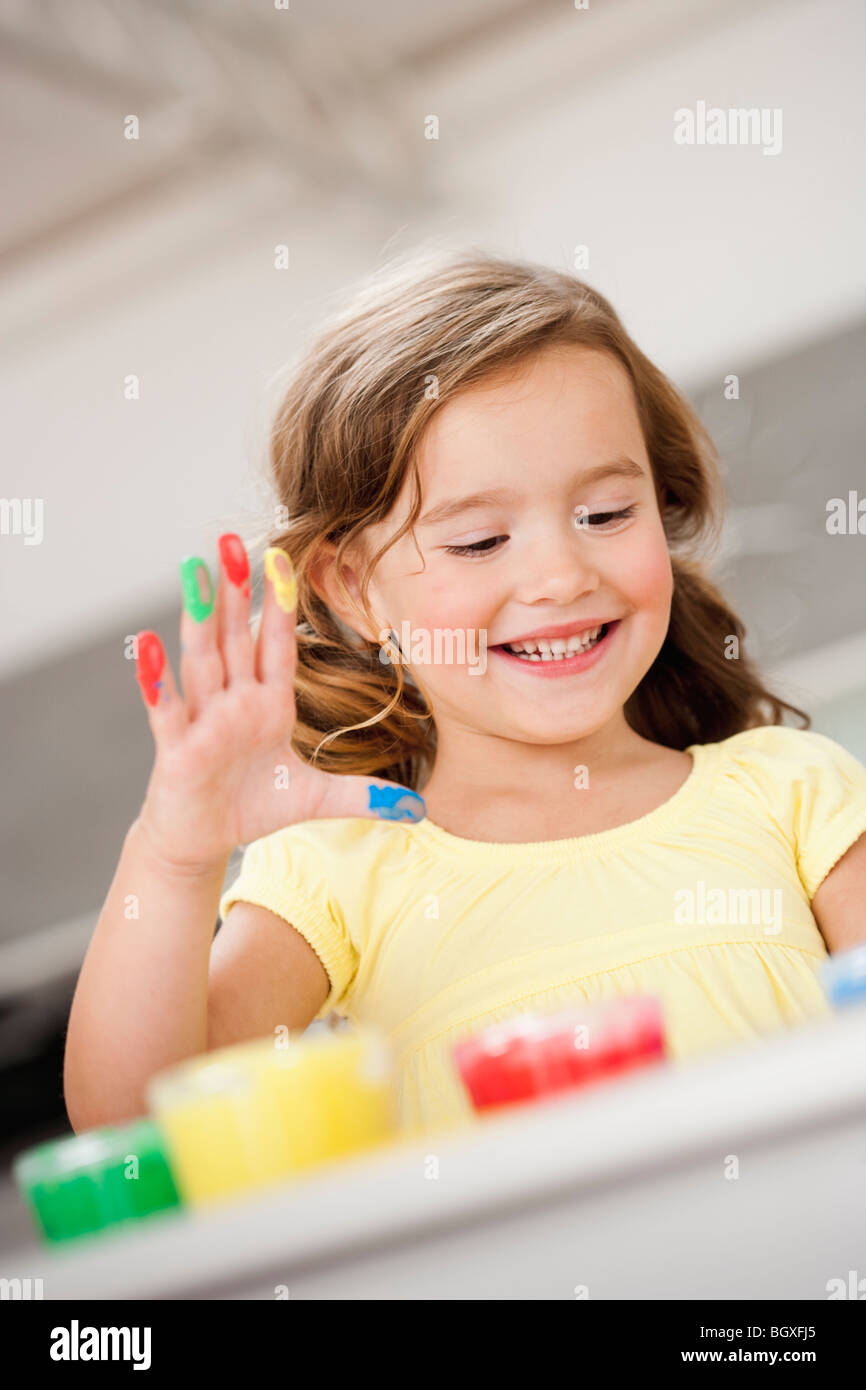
[179, 556, 222, 721]
[134, 631, 188, 747]
[257, 547, 298, 691]
[312, 771, 427, 825]
[216, 533, 255, 686]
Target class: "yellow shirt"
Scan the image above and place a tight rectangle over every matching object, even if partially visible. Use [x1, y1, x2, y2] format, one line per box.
[218, 726, 866, 1135]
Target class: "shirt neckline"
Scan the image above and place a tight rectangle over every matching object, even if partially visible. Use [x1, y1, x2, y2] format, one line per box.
[411, 741, 714, 863]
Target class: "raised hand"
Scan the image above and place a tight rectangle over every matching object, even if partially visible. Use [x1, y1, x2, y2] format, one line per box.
[133, 534, 425, 872]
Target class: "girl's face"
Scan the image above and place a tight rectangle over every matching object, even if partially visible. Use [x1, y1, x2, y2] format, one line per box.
[330, 343, 673, 755]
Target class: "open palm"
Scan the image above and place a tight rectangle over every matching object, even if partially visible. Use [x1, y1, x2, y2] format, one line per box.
[134, 539, 425, 872]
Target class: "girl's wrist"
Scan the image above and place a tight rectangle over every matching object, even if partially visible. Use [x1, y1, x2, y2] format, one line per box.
[130, 813, 230, 882]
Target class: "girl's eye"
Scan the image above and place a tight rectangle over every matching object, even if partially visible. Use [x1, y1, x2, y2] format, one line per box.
[444, 535, 508, 557]
[443, 506, 637, 557]
[581, 505, 637, 529]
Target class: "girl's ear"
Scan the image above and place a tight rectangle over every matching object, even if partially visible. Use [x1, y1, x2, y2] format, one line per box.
[307, 540, 382, 644]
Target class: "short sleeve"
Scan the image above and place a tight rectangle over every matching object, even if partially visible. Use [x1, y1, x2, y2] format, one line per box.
[784, 729, 866, 900]
[218, 825, 359, 1021]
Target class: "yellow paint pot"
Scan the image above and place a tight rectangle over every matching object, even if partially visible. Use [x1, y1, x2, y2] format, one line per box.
[146, 1027, 396, 1207]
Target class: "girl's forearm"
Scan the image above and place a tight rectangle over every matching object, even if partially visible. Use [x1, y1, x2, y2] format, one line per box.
[63, 816, 230, 1132]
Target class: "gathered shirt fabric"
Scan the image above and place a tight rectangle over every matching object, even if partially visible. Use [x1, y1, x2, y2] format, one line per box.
[218, 726, 866, 1135]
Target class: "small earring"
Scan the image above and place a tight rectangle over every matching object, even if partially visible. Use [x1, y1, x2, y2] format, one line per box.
[376, 627, 401, 666]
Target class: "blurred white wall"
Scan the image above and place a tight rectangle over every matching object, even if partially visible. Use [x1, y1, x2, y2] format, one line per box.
[0, 0, 864, 681]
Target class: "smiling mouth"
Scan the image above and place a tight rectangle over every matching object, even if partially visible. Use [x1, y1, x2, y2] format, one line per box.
[497, 622, 611, 661]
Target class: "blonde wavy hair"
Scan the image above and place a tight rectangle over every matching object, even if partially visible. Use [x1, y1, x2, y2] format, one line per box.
[260, 244, 808, 790]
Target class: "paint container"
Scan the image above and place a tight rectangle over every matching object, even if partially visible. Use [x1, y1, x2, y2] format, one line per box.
[453, 995, 666, 1112]
[147, 1027, 397, 1206]
[13, 1118, 181, 1244]
[821, 942, 866, 1007]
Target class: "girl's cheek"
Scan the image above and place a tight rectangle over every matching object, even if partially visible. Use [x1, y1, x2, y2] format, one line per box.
[410, 568, 487, 629]
[616, 529, 673, 612]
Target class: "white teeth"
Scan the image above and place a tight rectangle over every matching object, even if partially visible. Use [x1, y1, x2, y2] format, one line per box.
[505, 625, 603, 657]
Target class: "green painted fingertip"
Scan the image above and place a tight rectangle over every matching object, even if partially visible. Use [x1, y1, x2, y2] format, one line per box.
[180, 557, 214, 622]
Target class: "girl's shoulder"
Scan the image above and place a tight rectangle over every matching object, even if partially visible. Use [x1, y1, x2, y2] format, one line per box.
[221, 813, 412, 901]
[699, 723, 865, 777]
[694, 725, 866, 894]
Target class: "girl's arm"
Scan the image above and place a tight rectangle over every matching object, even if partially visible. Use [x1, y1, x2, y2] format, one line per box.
[64, 820, 330, 1132]
[64, 818, 228, 1132]
[811, 831, 866, 952]
[63, 536, 424, 1134]
[206, 899, 329, 1052]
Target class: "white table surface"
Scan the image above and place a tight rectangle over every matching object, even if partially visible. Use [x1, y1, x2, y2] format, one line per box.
[5, 1003, 866, 1300]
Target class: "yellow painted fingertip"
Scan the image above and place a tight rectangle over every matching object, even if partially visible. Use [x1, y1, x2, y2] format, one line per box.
[264, 547, 297, 613]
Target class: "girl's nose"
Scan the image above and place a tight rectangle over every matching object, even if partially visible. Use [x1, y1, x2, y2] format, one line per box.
[516, 526, 602, 603]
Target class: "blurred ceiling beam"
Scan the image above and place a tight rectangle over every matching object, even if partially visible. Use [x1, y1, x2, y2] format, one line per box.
[0, 0, 434, 279]
[0, 0, 805, 354]
[0, 0, 793, 277]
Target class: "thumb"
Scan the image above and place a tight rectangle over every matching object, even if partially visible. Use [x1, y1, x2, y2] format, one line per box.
[312, 770, 427, 824]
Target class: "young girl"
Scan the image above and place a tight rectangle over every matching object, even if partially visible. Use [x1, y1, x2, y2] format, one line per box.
[64, 247, 866, 1137]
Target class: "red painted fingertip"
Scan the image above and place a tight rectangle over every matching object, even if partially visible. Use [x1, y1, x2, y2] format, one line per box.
[136, 630, 165, 707]
[218, 533, 250, 590]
